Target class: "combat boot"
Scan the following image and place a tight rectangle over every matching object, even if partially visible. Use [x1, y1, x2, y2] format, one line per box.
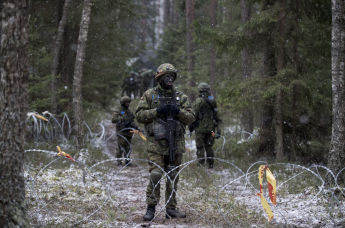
[143, 205, 155, 221]
[166, 208, 186, 219]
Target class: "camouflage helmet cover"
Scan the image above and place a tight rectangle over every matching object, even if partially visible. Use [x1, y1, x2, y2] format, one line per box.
[155, 63, 177, 80]
[198, 82, 211, 92]
[120, 96, 131, 105]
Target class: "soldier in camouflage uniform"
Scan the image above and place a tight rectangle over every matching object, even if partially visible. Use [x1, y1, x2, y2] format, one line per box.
[189, 82, 222, 168]
[135, 63, 195, 221]
[141, 68, 155, 92]
[112, 96, 138, 166]
[121, 71, 138, 98]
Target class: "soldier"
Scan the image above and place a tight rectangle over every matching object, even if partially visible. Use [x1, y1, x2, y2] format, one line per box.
[135, 63, 195, 221]
[112, 96, 138, 166]
[121, 71, 138, 98]
[136, 69, 145, 97]
[141, 68, 155, 92]
[189, 82, 222, 168]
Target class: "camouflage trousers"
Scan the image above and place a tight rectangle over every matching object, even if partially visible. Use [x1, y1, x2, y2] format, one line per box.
[195, 131, 215, 166]
[146, 152, 182, 209]
[116, 134, 132, 163]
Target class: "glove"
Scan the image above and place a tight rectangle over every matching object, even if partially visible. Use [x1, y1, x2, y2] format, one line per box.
[156, 105, 169, 115]
[169, 104, 180, 116]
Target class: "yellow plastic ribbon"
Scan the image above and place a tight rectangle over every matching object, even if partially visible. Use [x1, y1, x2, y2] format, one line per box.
[130, 129, 147, 141]
[56, 146, 75, 162]
[257, 165, 277, 221]
[266, 168, 277, 205]
[33, 113, 48, 122]
[257, 192, 274, 221]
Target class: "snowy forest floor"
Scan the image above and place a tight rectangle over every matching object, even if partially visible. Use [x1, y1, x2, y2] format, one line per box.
[24, 120, 345, 227]
[25, 143, 345, 228]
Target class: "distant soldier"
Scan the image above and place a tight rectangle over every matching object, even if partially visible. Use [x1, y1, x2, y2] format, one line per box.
[112, 96, 138, 166]
[189, 82, 222, 168]
[136, 63, 195, 221]
[141, 68, 155, 92]
[136, 69, 145, 97]
[121, 71, 138, 98]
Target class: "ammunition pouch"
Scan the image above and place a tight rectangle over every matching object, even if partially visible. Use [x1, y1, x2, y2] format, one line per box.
[153, 119, 168, 141]
[145, 123, 154, 136]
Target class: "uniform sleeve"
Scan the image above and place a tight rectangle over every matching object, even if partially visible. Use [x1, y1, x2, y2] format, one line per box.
[176, 94, 195, 125]
[135, 91, 157, 123]
[192, 98, 202, 119]
[213, 100, 222, 128]
[112, 107, 123, 124]
[130, 111, 139, 129]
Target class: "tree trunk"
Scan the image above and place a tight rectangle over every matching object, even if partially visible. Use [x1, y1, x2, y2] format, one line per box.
[274, 0, 287, 160]
[139, 0, 148, 50]
[240, 0, 254, 136]
[0, 0, 29, 226]
[257, 0, 276, 156]
[186, 0, 195, 74]
[209, 0, 217, 93]
[274, 90, 284, 159]
[163, 0, 171, 27]
[171, 0, 179, 24]
[327, 0, 345, 183]
[73, 0, 92, 149]
[51, 0, 72, 114]
[240, 0, 251, 79]
[289, 0, 301, 161]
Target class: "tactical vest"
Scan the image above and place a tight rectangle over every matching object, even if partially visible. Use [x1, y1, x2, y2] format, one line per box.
[196, 95, 217, 132]
[116, 109, 135, 132]
[145, 87, 185, 138]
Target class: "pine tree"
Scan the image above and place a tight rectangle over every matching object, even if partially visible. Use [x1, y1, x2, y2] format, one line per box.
[0, 0, 29, 226]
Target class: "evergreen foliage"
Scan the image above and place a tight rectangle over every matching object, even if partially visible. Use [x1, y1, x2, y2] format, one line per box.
[28, 0, 333, 162]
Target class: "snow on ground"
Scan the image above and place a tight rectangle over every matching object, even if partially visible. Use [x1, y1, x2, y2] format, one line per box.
[24, 138, 344, 227]
[211, 168, 345, 228]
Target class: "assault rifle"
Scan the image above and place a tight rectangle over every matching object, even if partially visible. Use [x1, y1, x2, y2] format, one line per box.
[117, 113, 137, 131]
[154, 96, 177, 173]
[188, 118, 199, 133]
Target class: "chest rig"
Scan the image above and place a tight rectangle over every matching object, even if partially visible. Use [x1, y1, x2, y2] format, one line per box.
[150, 87, 181, 108]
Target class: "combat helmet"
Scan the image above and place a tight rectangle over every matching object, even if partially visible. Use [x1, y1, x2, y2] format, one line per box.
[120, 96, 131, 105]
[155, 63, 177, 80]
[198, 82, 211, 92]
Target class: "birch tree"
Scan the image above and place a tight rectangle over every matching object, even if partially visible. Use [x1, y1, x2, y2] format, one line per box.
[51, 0, 72, 114]
[0, 0, 29, 226]
[327, 0, 345, 182]
[73, 0, 92, 148]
